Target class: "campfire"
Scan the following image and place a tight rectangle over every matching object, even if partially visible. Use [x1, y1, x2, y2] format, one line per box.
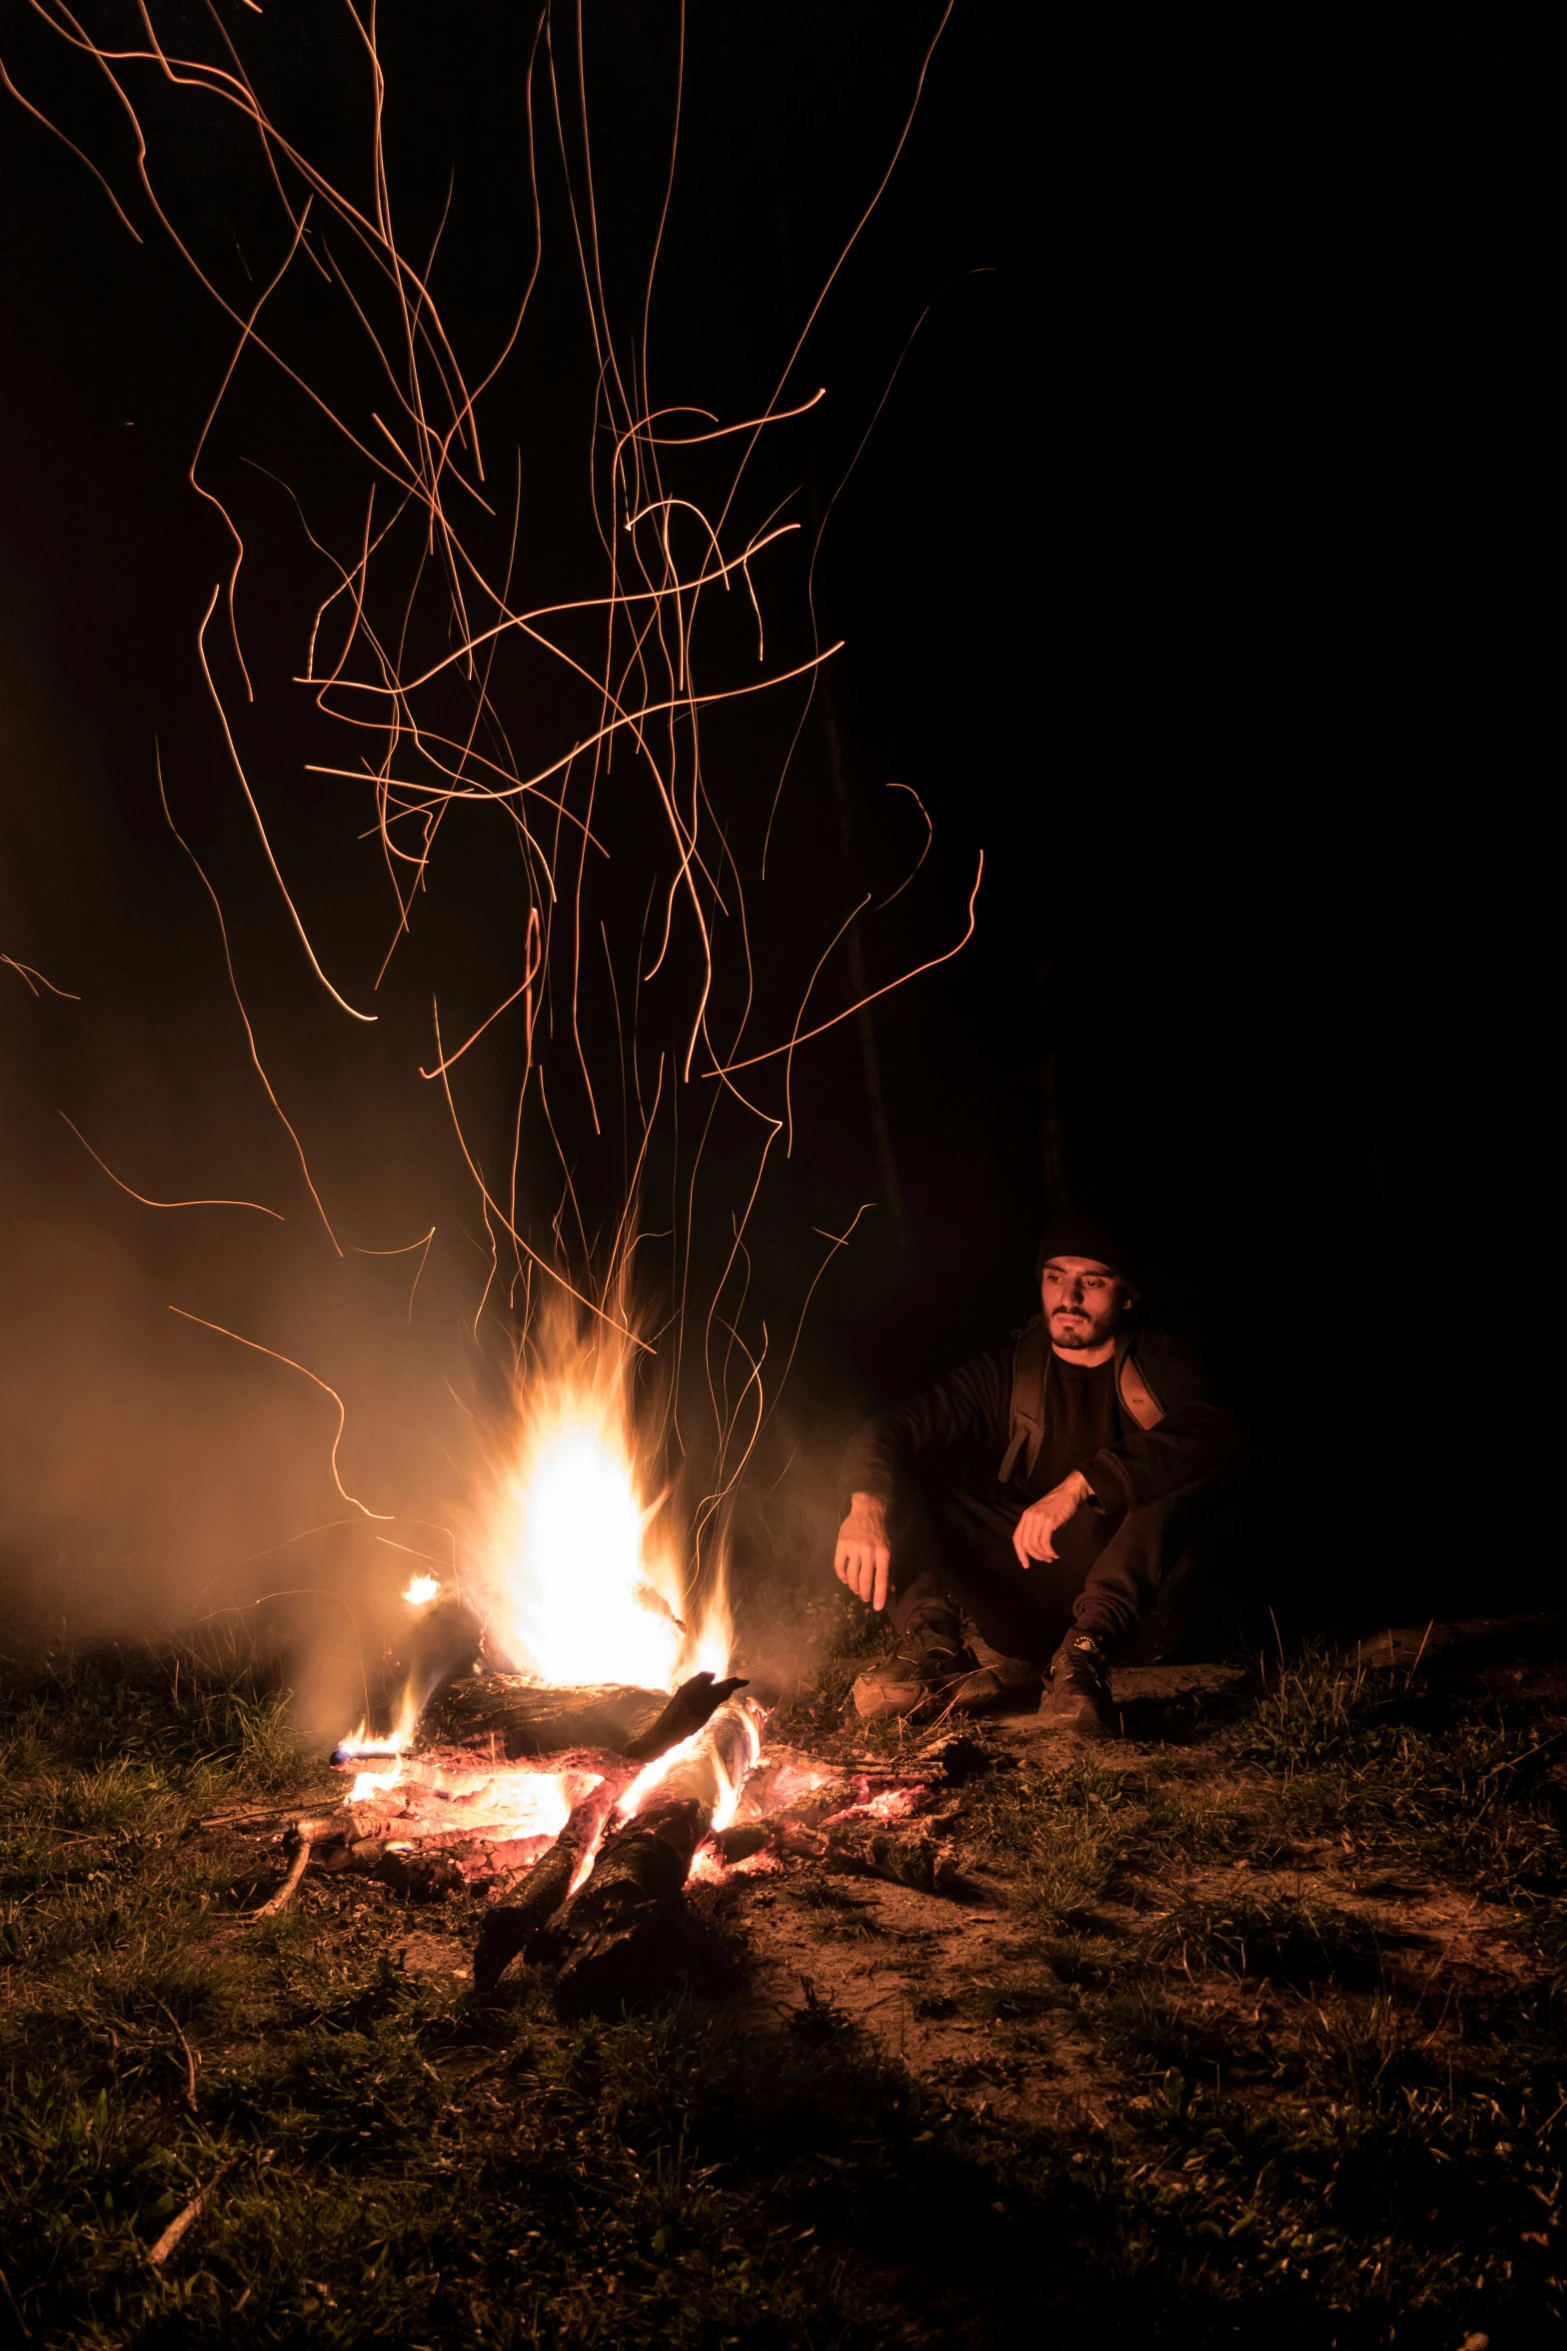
[252, 1301, 983, 2009]
[277, 1301, 763, 2006]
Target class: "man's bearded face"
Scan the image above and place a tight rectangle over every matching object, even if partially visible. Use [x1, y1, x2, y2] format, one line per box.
[1040, 1256, 1133, 1351]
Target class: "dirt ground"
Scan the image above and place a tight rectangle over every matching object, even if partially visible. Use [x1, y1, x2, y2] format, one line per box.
[8, 1630, 1567, 2346]
[357, 1650, 1567, 2159]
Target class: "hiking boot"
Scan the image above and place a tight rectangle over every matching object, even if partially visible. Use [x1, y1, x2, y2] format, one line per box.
[1038, 1633, 1116, 1740]
[851, 1605, 976, 1722]
[951, 1631, 1044, 1715]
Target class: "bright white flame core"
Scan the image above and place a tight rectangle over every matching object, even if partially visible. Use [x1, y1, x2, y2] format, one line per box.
[472, 1298, 731, 1693]
[499, 1422, 674, 1688]
[708, 1707, 764, 1833]
[403, 1574, 440, 1608]
[618, 1696, 764, 1828]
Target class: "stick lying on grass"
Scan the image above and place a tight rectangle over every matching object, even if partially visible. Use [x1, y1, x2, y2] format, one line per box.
[148, 2159, 234, 2267]
[195, 1797, 343, 1831]
[244, 1820, 333, 1920]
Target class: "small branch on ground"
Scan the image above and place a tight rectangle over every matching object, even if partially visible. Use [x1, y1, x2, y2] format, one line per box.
[245, 1820, 332, 1920]
[148, 2159, 234, 2267]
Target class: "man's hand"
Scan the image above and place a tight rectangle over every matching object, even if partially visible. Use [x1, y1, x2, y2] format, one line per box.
[1013, 1470, 1094, 1568]
[834, 1492, 892, 1612]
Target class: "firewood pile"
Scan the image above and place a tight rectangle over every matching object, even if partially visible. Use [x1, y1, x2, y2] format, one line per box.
[478, 1722, 989, 2016]
[250, 1671, 990, 2016]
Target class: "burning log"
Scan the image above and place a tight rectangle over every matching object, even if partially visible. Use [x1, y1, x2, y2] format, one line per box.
[548, 1797, 709, 2016]
[620, 1671, 749, 1761]
[418, 1676, 667, 1756]
[419, 1667, 746, 1763]
[472, 1773, 629, 1990]
[547, 1695, 762, 2018]
[458, 1676, 752, 1989]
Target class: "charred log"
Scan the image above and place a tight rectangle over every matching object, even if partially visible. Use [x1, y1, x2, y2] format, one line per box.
[545, 1695, 761, 2017]
[549, 1793, 710, 2018]
[472, 1774, 628, 1991]
[465, 1683, 755, 1990]
[419, 1668, 746, 1763]
[824, 1820, 978, 1899]
[727, 1814, 979, 1897]
[620, 1671, 749, 1762]
[376, 1849, 467, 1900]
[712, 1822, 772, 1864]
[418, 1677, 669, 1758]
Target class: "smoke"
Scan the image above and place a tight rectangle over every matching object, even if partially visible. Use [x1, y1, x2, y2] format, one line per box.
[0, 656, 491, 1731]
[0, 7, 981, 1736]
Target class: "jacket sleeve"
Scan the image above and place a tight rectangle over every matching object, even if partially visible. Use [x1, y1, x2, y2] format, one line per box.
[1082, 1328, 1239, 1512]
[838, 1346, 1012, 1504]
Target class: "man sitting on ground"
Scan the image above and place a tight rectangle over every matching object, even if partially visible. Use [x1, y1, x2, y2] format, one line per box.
[832, 1213, 1237, 1737]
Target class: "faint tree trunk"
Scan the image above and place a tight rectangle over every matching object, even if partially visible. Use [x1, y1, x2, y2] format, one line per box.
[1037, 952, 1069, 1215]
[807, 471, 909, 1245]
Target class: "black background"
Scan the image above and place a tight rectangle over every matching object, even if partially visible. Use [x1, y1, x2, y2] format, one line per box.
[0, 3, 1558, 1685]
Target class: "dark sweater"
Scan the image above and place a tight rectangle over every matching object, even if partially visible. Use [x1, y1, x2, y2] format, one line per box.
[840, 1321, 1236, 1514]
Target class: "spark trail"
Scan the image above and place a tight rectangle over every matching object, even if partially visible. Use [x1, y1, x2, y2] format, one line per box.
[4, 2, 977, 1612]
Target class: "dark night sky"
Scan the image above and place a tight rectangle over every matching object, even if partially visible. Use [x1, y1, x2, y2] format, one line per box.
[0, 2, 1559, 1682]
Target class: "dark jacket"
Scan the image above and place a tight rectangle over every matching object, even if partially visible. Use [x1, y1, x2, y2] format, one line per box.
[839, 1317, 1236, 1515]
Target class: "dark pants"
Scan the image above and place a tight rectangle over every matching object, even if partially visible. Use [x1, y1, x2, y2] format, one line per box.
[885, 1467, 1201, 1665]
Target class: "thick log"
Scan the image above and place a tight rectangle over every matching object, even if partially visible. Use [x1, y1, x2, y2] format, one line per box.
[458, 1680, 755, 1990]
[1353, 1613, 1567, 1672]
[549, 1696, 760, 2017]
[550, 1793, 710, 2017]
[419, 1668, 747, 1762]
[418, 1676, 669, 1758]
[472, 1773, 629, 1991]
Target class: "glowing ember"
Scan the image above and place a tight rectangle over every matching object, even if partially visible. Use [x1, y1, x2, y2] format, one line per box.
[403, 1574, 441, 1608]
[838, 1783, 925, 1826]
[314, 1736, 619, 1900]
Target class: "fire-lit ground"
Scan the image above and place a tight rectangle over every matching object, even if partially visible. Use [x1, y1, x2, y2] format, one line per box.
[5, 1621, 1567, 2345]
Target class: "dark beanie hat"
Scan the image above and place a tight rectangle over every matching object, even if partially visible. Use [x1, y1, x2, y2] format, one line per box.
[1034, 1211, 1139, 1290]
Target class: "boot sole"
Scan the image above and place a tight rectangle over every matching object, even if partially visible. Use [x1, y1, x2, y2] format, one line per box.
[1038, 1698, 1115, 1740]
[851, 1672, 929, 1721]
[952, 1668, 1044, 1715]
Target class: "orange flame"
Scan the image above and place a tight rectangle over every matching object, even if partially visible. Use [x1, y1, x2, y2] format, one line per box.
[336, 1298, 749, 1862]
[469, 1293, 732, 1693]
[617, 1693, 766, 1828]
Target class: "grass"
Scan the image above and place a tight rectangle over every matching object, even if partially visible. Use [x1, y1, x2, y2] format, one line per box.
[1143, 1890, 1387, 1985]
[0, 1640, 1061, 2347]
[1223, 1643, 1567, 1920]
[965, 1750, 1136, 1921]
[4, 1624, 1567, 2345]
